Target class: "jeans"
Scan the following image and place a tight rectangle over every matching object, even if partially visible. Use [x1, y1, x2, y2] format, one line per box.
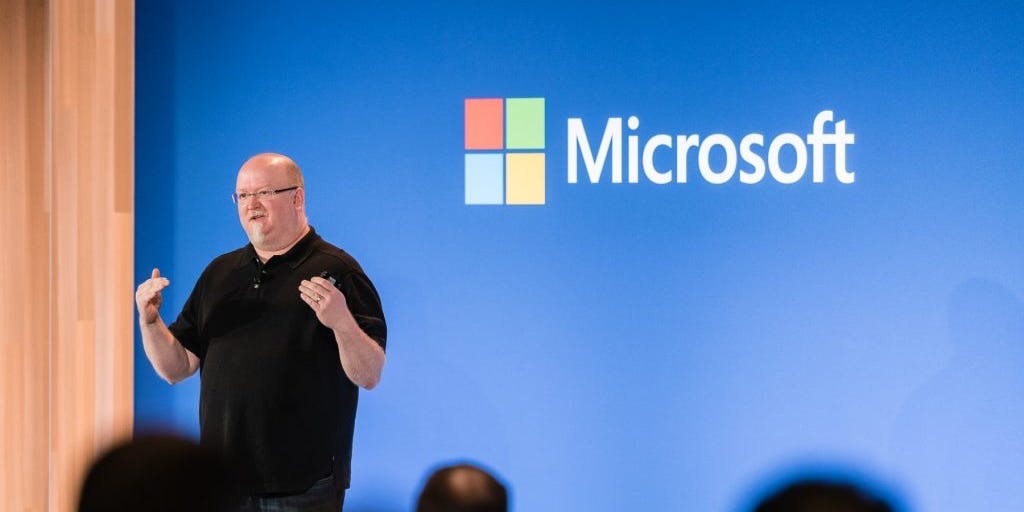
[239, 474, 345, 512]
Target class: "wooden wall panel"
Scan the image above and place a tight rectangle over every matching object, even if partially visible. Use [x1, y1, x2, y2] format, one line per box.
[2, 2, 53, 510]
[1, 1, 134, 510]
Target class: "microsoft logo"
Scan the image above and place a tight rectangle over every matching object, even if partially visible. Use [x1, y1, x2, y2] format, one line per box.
[464, 97, 545, 205]
[462, 97, 854, 206]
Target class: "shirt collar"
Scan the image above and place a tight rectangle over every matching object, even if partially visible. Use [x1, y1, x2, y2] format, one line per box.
[234, 226, 320, 269]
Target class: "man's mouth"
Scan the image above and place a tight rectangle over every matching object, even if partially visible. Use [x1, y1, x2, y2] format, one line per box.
[249, 212, 267, 221]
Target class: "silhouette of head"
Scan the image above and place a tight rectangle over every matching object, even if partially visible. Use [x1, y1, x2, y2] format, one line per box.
[78, 434, 238, 512]
[417, 463, 508, 512]
[754, 479, 893, 512]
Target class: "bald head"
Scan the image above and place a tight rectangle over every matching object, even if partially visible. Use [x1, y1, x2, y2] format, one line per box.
[239, 152, 304, 188]
[235, 152, 309, 254]
[417, 464, 507, 512]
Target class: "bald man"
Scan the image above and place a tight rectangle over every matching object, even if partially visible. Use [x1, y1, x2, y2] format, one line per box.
[135, 153, 387, 511]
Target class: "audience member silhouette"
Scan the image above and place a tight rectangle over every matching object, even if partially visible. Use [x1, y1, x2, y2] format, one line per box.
[78, 434, 238, 512]
[753, 479, 894, 512]
[416, 463, 507, 512]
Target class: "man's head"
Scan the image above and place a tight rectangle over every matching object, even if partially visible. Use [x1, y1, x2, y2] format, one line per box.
[78, 434, 238, 512]
[753, 479, 894, 512]
[234, 153, 307, 251]
[416, 463, 508, 512]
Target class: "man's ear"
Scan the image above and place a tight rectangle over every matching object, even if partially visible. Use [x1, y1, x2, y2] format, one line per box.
[293, 187, 305, 209]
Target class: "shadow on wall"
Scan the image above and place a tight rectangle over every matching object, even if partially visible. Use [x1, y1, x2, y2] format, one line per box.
[891, 278, 1024, 510]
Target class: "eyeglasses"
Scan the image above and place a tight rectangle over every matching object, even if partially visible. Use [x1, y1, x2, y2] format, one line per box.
[231, 186, 300, 204]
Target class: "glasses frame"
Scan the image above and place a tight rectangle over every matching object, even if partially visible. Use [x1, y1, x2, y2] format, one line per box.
[231, 186, 301, 204]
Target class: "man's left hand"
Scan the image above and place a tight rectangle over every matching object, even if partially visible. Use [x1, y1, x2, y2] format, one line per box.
[299, 276, 350, 330]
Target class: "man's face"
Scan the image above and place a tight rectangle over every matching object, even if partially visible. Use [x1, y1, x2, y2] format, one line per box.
[235, 162, 303, 250]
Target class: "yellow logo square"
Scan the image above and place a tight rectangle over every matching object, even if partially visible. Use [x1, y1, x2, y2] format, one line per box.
[505, 153, 545, 205]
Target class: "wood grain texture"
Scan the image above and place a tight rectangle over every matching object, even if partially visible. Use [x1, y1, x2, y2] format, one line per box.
[1, 1, 134, 510]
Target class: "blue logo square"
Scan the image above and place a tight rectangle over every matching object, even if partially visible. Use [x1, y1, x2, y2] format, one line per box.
[465, 153, 504, 205]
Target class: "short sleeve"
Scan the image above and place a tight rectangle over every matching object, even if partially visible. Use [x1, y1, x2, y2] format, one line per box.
[167, 276, 206, 360]
[340, 271, 387, 351]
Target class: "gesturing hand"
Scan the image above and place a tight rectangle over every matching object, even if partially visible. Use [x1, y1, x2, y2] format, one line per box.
[299, 276, 349, 330]
[135, 268, 170, 325]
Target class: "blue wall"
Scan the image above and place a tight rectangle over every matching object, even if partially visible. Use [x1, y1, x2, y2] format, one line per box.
[135, 2, 1024, 510]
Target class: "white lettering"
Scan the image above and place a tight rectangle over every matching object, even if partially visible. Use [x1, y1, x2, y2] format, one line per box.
[568, 117, 622, 184]
[807, 110, 856, 183]
[768, 133, 807, 184]
[698, 134, 737, 185]
[676, 135, 699, 183]
[567, 110, 854, 185]
[642, 134, 673, 184]
[627, 116, 640, 183]
[739, 133, 765, 184]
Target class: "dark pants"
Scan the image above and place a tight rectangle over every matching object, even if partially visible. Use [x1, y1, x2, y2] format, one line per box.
[239, 474, 345, 512]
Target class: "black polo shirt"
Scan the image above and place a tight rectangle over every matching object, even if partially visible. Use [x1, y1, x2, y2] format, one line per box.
[168, 226, 386, 495]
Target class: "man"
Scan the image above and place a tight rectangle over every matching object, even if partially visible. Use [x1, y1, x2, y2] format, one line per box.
[135, 153, 387, 511]
[416, 463, 508, 512]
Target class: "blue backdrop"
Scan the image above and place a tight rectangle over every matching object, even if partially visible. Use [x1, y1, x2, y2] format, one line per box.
[135, 1, 1024, 510]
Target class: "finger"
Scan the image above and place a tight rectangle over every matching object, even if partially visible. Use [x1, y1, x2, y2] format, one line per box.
[311, 278, 345, 302]
[307, 289, 327, 303]
[147, 277, 169, 294]
[299, 291, 319, 308]
[298, 280, 326, 297]
[310, 277, 335, 293]
[144, 281, 167, 297]
[302, 278, 326, 294]
[139, 276, 169, 296]
[152, 268, 160, 279]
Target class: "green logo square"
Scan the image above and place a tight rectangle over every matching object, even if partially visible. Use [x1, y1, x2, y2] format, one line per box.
[505, 98, 545, 150]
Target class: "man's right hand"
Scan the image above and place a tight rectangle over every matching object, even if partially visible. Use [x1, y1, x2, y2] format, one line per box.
[135, 268, 171, 325]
